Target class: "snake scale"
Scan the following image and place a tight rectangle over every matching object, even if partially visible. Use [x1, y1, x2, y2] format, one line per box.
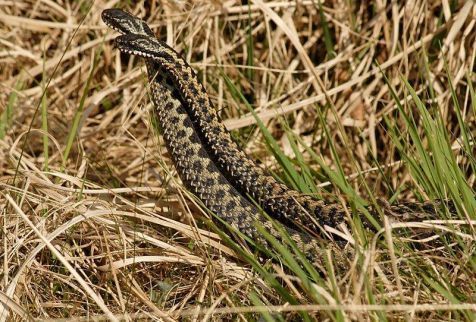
[101, 9, 453, 261]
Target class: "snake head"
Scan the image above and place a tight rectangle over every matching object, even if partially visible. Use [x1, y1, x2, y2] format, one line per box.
[102, 8, 154, 37]
[114, 33, 176, 63]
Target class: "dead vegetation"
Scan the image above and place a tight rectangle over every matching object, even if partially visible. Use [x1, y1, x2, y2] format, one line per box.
[0, 1, 475, 321]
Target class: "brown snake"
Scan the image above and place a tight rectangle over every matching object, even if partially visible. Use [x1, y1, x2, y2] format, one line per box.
[101, 9, 328, 261]
[101, 9, 454, 263]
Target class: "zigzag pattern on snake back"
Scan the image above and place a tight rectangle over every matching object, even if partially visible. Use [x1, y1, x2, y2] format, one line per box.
[101, 9, 342, 268]
[102, 9, 455, 248]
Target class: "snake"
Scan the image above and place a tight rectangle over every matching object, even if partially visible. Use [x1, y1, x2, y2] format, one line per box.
[100, 9, 333, 263]
[101, 9, 454, 262]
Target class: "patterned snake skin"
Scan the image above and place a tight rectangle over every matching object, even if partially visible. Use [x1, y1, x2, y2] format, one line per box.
[101, 9, 333, 264]
[101, 9, 454, 258]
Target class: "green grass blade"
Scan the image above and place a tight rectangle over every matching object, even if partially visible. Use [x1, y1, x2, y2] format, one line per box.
[315, 0, 335, 58]
[63, 47, 102, 163]
[284, 128, 318, 194]
[0, 80, 22, 139]
[249, 291, 281, 322]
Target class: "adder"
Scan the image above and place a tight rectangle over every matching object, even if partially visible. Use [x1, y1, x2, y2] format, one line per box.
[101, 9, 455, 261]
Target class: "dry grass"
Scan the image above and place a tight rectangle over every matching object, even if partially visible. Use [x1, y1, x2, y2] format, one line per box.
[1, 1, 475, 321]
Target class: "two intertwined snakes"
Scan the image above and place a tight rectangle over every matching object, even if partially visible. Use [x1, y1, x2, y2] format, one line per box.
[101, 9, 454, 264]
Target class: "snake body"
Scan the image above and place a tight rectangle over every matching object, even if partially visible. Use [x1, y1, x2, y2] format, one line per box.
[101, 9, 453, 254]
[101, 9, 325, 258]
